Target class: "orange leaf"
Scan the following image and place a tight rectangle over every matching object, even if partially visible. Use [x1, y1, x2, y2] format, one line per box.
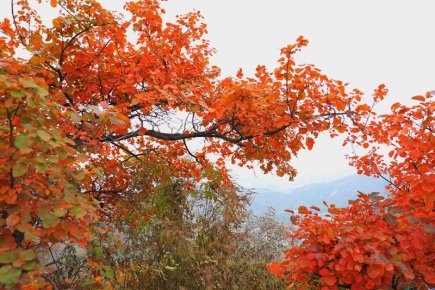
[411, 95, 425, 102]
[266, 263, 284, 278]
[298, 206, 310, 214]
[306, 137, 315, 150]
[236, 68, 243, 78]
[367, 263, 384, 279]
[335, 100, 347, 111]
[6, 214, 20, 226]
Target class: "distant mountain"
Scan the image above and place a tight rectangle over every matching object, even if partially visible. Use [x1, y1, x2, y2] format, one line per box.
[250, 175, 387, 220]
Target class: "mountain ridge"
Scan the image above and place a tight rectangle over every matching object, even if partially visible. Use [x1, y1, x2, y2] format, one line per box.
[250, 174, 387, 219]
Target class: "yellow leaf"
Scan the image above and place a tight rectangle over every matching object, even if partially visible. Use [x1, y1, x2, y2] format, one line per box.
[12, 163, 28, 177]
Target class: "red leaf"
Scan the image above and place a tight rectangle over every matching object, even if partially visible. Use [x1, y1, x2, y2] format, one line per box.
[319, 268, 329, 276]
[367, 264, 384, 279]
[266, 263, 284, 278]
[320, 275, 336, 286]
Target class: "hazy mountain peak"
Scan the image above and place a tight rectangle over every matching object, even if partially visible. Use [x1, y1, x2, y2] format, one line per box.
[251, 174, 387, 219]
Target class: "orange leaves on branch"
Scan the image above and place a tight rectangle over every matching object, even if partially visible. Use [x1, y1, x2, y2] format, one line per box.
[335, 99, 347, 111]
[373, 84, 388, 102]
[280, 36, 309, 58]
[270, 92, 434, 289]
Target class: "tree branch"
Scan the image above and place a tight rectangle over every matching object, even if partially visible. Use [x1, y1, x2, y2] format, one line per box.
[102, 112, 352, 144]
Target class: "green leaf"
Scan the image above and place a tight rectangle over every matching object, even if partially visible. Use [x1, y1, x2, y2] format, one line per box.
[70, 112, 82, 122]
[21, 250, 36, 261]
[93, 247, 103, 258]
[19, 78, 37, 88]
[64, 192, 77, 203]
[393, 254, 401, 262]
[22, 261, 36, 271]
[24, 231, 37, 242]
[73, 171, 86, 181]
[38, 207, 58, 229]
[34, 86, 48, 97]
[34, 162, 48, 173]
[36, 129, 51, 141]
[12, 163, 28, 177]
[54, 207, 66, 217]
[14, 134, 33, 149]
[0, 266, 21, 285]
[9, 90, 26, 99]
[104, 268, 114, 279]
[70, 207, 86, 218]
[46, 155, 59, 164]
[41, 214, 57, 229]
[0, 252, 17, 264]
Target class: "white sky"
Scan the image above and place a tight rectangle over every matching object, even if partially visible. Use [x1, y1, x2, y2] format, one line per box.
[2, 0, 434, 192]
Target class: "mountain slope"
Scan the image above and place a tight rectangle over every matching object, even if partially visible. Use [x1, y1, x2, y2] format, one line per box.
[251, 175, 387, 218]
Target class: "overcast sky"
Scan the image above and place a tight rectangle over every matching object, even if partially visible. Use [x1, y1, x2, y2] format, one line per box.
[3, 1, 434, 192]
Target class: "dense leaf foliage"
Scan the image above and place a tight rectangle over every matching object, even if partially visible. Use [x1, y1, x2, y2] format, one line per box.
[268, 93, 434, 289]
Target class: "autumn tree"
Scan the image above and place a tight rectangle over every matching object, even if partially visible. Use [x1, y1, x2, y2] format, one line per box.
[268, 93, 434, 289]
[95, 158, 286, 289]
[0, 0, 399, 287]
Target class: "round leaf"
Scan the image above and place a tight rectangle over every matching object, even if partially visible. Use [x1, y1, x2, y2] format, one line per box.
[0, 266, 21, 285]
[12, 163, 28, 177]
[14, 134, 33, 149]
